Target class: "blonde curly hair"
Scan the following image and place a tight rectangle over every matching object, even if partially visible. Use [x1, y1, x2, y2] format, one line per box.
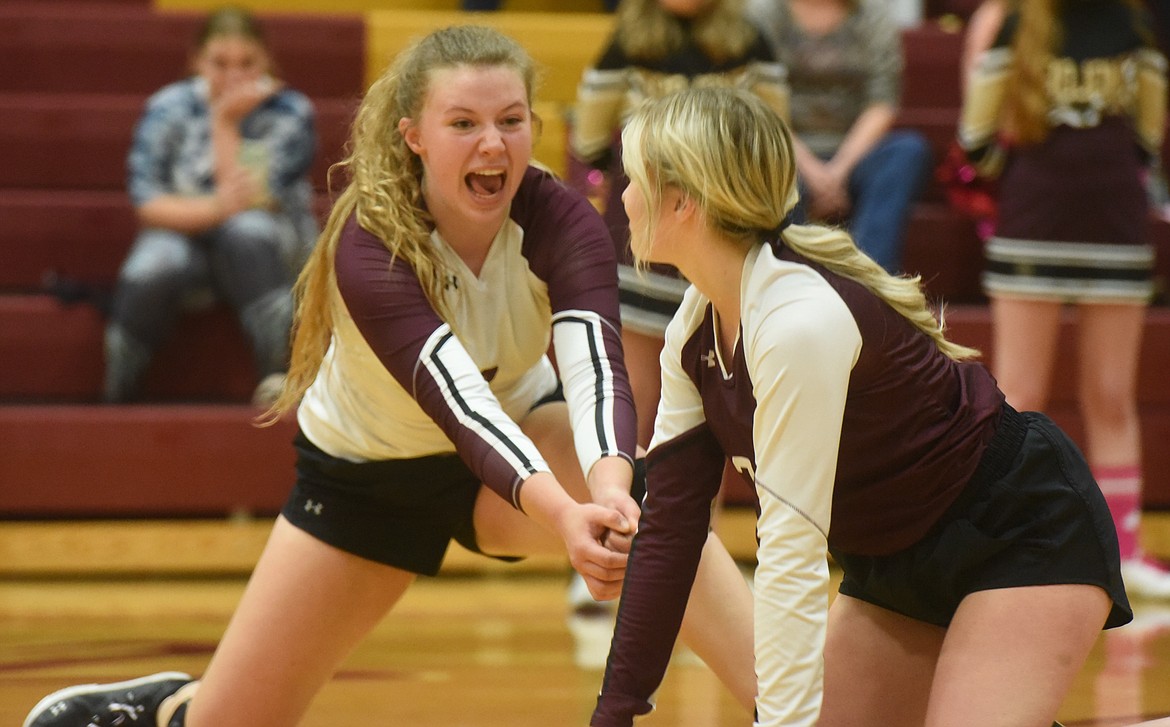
[261, 25, 539, 423]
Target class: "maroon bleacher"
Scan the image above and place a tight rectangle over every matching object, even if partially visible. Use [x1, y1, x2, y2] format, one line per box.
[0, 93, 356, 194]
[0, 3, 362, 517]
[0, 404, 298, 517]
[901, 20, 966, 111]
[0, 2, 365, 99]
[0, 295, 260, 403]
[0, 190, 132, 291]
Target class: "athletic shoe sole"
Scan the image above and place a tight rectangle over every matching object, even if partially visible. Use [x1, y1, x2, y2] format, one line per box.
[23, 671, 192, 727]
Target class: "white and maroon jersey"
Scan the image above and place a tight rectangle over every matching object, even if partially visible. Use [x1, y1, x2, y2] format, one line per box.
[594, 240, 1004, 727]
[297, 167, 637, 508]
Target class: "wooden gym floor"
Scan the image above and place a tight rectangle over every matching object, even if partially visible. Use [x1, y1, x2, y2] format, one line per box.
[2, 512, 1170, 726]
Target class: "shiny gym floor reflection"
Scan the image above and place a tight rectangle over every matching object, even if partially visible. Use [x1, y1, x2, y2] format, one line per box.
[2, 523, 1169, 726]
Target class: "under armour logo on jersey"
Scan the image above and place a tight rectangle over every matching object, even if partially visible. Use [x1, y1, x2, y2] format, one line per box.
[445, 274, 460, 291]
[701, 350, 717, 368]
[305, 499, 323, 515]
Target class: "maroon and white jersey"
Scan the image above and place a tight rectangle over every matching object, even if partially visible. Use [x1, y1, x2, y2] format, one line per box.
[594, 240, 1003, 726]
[298, 167, 637, 508]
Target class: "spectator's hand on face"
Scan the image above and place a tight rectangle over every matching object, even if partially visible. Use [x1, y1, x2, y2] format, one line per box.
[215, 76, 280, 126]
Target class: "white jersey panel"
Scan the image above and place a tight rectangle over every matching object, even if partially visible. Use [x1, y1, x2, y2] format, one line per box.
[298, 219, 559, 464]
[552, 309, 629, 477]
[648, 283, 709, 451]
[741, 244, 861, 725]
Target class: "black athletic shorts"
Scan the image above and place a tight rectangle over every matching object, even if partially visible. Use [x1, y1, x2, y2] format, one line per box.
[281, 384, 646, 577]
[282, 430, 511, 576]
[832, 404, 1133, 629]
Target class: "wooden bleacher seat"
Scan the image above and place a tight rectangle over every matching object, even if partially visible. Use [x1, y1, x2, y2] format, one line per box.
[0, 2, 365, 99]
[0, 93, 356, 194]
[0, 295, 261, 402]
[0, 191, 133, 292]
[0, 403, 298, 516]
[0, 94, 140, 191]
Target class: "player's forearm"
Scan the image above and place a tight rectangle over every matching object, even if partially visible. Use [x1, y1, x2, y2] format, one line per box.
[517, 471, 574, 529]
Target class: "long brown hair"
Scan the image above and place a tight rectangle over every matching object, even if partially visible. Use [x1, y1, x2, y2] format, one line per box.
[190, 6, 277, 76]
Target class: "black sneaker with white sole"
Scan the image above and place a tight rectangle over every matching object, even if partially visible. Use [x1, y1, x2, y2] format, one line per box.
[23, 672, 193, 727]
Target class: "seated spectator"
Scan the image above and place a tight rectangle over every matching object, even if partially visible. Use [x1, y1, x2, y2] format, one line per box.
[747, 0, 931, 274]
[106, 6, 318, 406]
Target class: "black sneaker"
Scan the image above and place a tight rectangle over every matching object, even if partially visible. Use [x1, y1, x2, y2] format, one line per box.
[23, 672, 193, 727]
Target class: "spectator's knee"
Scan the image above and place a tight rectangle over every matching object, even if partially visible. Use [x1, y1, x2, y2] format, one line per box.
[884, 131, 932, 195]
[120, 228, 196, 284]
[219, 209, 282, 244]
[891, 131, 931, 171]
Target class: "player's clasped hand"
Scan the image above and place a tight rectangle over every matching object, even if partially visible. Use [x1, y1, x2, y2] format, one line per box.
[587, 471, 641, 557]
[561, 502, 634, 601]
[601, 525, 635, 556]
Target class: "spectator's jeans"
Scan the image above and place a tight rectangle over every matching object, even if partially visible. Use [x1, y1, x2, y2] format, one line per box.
[104, 210, 295, 402]
[793, 129, 931, 274]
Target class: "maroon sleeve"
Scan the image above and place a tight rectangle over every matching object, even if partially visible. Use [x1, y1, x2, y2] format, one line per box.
[512, 167, 623, 326]
[592, 425, 727, 726]
[511, 166, 638, 460]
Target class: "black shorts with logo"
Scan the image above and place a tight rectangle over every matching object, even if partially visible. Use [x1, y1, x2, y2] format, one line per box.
[282, 385, 646, 577]
[282, 430, 505, 576]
